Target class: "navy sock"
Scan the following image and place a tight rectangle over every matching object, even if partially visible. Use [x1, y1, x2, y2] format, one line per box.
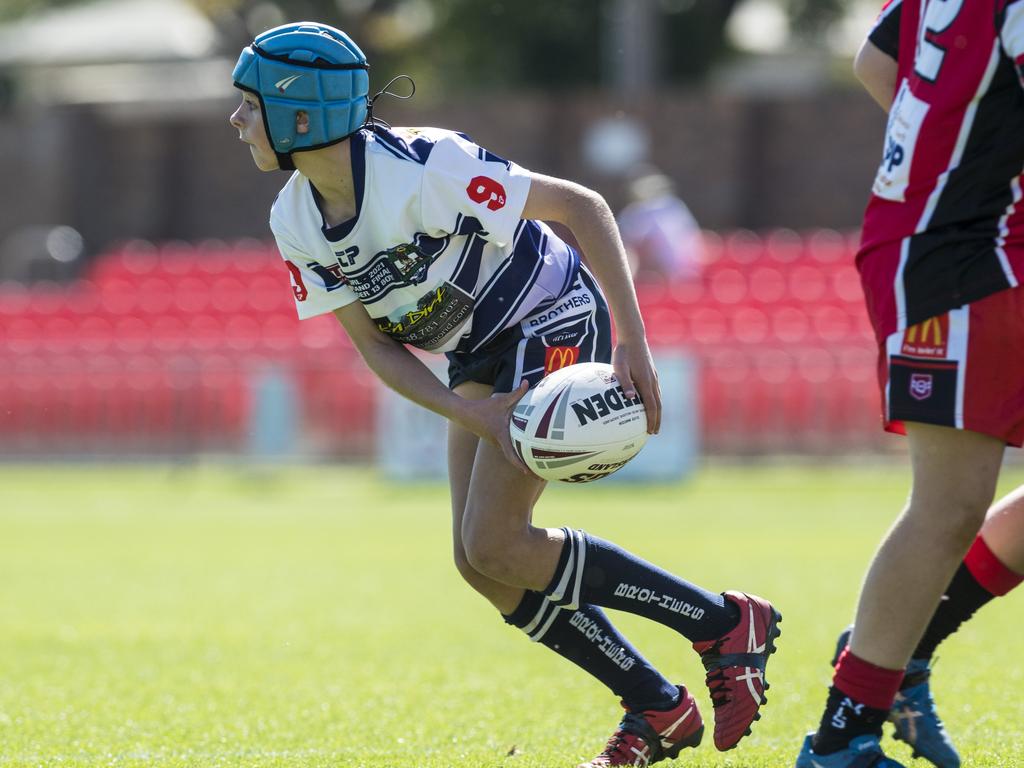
[504, 590, 679, 712]
[544, 528, 740, 642]
[913, 563, 996, 660]
[812, 686, 888, 755]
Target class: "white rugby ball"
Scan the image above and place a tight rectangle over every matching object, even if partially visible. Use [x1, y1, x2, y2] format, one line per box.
[509, 362, 649, 483]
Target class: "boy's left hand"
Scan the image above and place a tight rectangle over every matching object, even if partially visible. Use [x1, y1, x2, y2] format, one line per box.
[611, 341, 662, 434]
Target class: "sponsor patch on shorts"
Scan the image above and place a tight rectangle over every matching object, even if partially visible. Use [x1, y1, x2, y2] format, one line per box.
[888, 356, 958, 426]
[544, 345, 580, 374]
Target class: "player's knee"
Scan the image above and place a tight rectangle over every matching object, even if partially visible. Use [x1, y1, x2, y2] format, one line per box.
[942, 498, 991, 547]
[453, 543, 487, 587]
[907, 490, 990, 547]
[463, 529, 519, 582]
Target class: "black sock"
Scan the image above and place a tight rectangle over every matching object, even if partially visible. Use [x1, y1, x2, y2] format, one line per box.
[543, 528, 740, 642]
[504, 590, 679, 711]
[912, 563, 996, 661]
[811, 685, 888, 755]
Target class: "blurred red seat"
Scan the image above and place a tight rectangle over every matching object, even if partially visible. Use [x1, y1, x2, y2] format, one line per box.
[668, 278, 705, 305]
[224, 315, 261, 351]
[809, 305, 852, 342]
[722, 230, 764, 265]
[699, 230, 724, 266]
[645, 307, 687, 347]
[210, 276, 248, 314]
[788, 265, 827, 303]
[831, 265, 864, 304]
[805, 228, 849, 264]
[708, 267, 747, 304]
[112, 316, 151, 354]
[688, 307, 729, 346]
[137, 278, 175, 314]
[747, 266, 786, 304]
[173, 276, 211, 313]
[158, 241, 200, 275]
[770, 306, 809, 343]
[260, 314, 301, 351]
[730, 306, 769, 344]
[149, 316, 188, 352]
[765, 228, 804, 264]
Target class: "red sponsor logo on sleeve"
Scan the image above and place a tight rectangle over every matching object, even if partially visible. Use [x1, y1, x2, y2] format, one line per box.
[284, 260, 308, 301]
[544, 345, 580, 375]
[466, 176, 507, 211]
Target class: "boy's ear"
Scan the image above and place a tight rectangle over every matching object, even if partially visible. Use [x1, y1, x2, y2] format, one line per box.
[296, 110, 309, 135]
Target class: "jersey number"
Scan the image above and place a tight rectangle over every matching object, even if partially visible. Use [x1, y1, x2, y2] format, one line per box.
[914, 0, 965, 82]
[466, 176, 507, 211]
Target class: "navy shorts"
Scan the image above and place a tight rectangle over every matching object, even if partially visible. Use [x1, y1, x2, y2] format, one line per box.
[446, 267, 612, 393]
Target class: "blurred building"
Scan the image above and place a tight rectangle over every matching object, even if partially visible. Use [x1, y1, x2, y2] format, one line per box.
[0, 0, 888, 275]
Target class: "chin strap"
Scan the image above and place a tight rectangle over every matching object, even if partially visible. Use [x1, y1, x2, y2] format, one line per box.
[365, 75, 416, 132]
[275, 151, 296, 171]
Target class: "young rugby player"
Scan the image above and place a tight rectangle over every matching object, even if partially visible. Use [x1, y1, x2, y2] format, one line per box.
[230, 22, 780, 767]
[796, 1, 1024, 766]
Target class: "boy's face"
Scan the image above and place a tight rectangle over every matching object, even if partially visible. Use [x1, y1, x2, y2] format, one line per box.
[229, 92, 278, 172]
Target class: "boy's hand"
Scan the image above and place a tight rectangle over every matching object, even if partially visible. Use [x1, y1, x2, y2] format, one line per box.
[611, 341, 662, 434]
[463, 380, 535, 475]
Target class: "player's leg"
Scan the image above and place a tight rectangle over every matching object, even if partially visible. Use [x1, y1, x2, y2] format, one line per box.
[463, 424, 780, 752]
[448, 380, 700, 764]
[824, 493, 1024, 768]
[808, 286, 1024, 768]
[802, 424, 1002, 766]
[911, 484, 1024, 662]
[448, 380, 534, 612]
[463, 267, 778, 752]
[461, 432, 704, 764]
[906, 285, 1024, 677]
[873, 485, 1024, 768]
[852, 423, 1003, 667]
[974, 484, 1024, 570]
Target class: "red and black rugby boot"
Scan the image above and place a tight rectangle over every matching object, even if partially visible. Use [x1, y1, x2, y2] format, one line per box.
[579, 685, 704, 767]
[691, 590, 781, 751]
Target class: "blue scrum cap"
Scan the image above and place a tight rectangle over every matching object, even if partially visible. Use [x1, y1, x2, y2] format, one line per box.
[232, 22, 369, 161]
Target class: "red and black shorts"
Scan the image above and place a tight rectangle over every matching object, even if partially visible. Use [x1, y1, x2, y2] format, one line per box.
[446, 267, 612, 394]
[878, 285, 1024, 447]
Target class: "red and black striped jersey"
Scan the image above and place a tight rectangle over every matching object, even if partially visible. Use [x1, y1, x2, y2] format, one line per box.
[858, 0, 1024, 337]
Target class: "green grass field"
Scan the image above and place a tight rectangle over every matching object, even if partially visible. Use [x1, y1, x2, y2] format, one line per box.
[2, 463, 1023, 767]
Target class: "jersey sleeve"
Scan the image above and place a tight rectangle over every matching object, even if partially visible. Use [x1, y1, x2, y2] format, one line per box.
[1000, 0, 1024, 87]
[272, 225, 359, 320]
[868, 0, 902, 60]
[419, 133, 532, 248]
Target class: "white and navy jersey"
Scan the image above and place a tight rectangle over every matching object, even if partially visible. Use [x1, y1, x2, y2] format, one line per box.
[858, 0, 1024, 336]
[270, 126, 580, 353]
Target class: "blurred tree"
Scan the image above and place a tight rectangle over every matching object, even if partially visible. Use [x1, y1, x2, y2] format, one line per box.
[0, 0, 86, 21]
[659, 0, 741, 82]
[787, 0, 848, 38]
[205, 0, 743, 90]
[0, 0, 771, 88]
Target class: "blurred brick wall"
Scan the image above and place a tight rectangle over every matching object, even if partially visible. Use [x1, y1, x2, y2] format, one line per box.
[0, 85, 886, 266]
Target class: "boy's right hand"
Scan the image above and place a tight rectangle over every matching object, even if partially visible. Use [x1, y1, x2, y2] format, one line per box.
[463, 380, 534, 475]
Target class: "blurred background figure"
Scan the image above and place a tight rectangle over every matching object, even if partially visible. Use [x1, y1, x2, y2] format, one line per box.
[617, 166, 704, 283]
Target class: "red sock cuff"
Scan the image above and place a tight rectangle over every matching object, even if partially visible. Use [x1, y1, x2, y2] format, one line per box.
[965, 535, 1024, 597]
[832, 648, 904, 711]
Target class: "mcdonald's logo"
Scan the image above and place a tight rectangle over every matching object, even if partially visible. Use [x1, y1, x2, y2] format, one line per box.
[544, 345, 580, 375]
[901, 313, 949, 358]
